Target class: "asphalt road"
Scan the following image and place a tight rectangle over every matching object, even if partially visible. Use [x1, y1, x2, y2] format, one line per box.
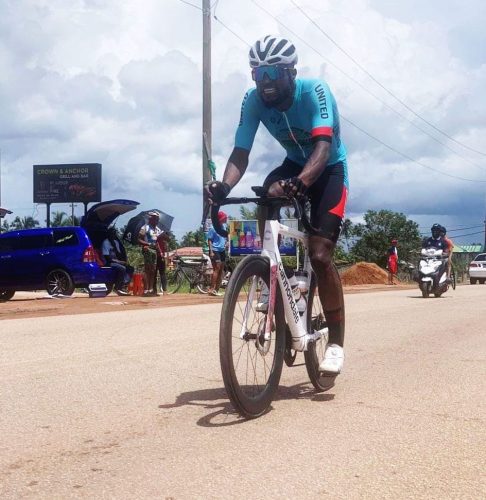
[1, 285, 485, 499]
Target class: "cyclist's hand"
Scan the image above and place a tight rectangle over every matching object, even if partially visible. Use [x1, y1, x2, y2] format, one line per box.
[204, 180, 231, 204]
[267, 181, 286, 197]
[279, 177, 308, 198]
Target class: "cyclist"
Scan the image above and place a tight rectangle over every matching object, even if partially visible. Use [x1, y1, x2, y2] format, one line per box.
[205, 35, 349, 375]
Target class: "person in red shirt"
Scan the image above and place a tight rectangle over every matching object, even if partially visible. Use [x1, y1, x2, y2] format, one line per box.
[387, 239, 398, 285]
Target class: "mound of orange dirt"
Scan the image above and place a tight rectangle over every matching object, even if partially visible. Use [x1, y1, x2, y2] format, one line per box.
[341, 261, 397, 285]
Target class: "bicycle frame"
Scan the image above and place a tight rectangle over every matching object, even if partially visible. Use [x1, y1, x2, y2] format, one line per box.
[243, 218, 328, 352]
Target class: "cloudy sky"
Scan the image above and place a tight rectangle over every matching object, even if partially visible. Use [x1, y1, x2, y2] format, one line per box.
[1, 0, 486, 244]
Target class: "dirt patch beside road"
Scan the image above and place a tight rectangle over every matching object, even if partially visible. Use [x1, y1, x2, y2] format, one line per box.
[0, 283, 415, 321]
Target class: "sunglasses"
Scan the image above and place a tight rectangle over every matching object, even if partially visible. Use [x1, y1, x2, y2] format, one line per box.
[252, 65, 292, 82]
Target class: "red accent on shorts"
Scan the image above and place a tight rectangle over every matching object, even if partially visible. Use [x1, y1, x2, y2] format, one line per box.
[328, 186, 348, 218]
[311, 126, 333, 138]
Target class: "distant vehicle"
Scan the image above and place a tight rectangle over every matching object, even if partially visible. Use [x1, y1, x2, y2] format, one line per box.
[416, 247, 452, 298]
[468, 253, 486, 284]
[0, 199, 138, 301]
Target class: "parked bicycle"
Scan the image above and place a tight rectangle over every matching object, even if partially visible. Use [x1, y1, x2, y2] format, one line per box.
[210, 187, 338, 418]
[166, 255, 212, 294]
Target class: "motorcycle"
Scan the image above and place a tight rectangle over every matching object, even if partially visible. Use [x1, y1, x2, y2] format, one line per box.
[416, 247, 450, 298]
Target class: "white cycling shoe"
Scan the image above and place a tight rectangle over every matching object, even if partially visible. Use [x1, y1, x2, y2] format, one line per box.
[319, 343, 344, 374]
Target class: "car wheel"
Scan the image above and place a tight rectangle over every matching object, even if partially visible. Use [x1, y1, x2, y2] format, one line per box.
[46, 269, 75, 296]
[470, 278, 477, 285]
[479, 279, 485, 285]
[0, 289, 15, 302]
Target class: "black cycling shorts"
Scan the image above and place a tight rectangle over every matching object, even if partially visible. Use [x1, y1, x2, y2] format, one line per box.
[263, 158, 348, 243]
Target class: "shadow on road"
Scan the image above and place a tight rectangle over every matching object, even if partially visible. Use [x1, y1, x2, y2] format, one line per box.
[158, 382, 335, 427]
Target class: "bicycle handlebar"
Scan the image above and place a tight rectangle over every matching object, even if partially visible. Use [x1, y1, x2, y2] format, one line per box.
[206, 186, 321, 238]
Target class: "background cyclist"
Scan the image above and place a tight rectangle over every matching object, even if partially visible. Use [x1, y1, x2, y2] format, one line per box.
[206, 35, 349, 375]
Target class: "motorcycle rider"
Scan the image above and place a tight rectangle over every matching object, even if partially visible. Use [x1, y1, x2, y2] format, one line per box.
[422, 223, 449, 252]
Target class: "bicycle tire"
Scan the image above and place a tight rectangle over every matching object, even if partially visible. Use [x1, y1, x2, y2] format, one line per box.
[196, 271, 211, 294]
[304, 271, 340, 392]
[167, 269, 184, 294]
[219, 255, 286, 419]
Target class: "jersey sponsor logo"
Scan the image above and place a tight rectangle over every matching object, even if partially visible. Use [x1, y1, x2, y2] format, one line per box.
[314, 84, 329, 119]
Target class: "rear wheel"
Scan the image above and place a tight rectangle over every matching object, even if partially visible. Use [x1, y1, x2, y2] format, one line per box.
[479, 279, 485, 285]
[196, 271, 211, 294]
[220, 255, 285, 419]
[304, 272, 338, 391]
[167, 269, 184, 294]
[0, 289, 15, 302]
[46, 269, 74, 296]
[470, 278, 477, 285]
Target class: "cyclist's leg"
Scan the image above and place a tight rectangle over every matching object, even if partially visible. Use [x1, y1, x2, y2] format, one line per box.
[308, 162, 347, 348]
[259, 158, 302, 236]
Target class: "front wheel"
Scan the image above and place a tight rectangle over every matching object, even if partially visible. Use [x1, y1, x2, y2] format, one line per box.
[219, 255, 286, 419]
[0, 289, 15, 302]
[46, 269, 74, 296]
[304, 272, 339, 391]
[420, 282, 430, 298]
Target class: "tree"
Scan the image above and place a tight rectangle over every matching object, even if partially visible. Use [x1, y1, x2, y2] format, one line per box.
[239, 205, 258, 220]
[179, 228, 207, 248]
[51, 211, 68, 227]
[11, 216, 40, 230]
[350, 210, 421, 268]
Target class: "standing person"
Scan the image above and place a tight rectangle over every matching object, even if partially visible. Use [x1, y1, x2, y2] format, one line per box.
[155, 231, 170, 294]
[207, 211, 228, 297]
[101, 227, 133, 295]
[205, 35, 349, 375]
[387, 239, 398, 285]
[138, 211, 163, 296]
[440, 226, 454, 282]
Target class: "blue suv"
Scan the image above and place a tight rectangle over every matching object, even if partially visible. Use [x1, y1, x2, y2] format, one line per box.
[0, 199, 138, 301]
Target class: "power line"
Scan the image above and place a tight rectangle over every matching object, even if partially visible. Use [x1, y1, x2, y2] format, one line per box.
[342, 115, 486, 183]
[249, 0, 486, 174]
[450, 229, 485, 239]
[174, 0, 202, 11]
[289, 0, 486, 158]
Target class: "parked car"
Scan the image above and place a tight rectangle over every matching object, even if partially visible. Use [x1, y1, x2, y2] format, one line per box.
[468, 253, 486, 284]
[0, 199, 138, 301]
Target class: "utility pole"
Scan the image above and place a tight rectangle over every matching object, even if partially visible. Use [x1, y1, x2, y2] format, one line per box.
[202, 0, 212, 211]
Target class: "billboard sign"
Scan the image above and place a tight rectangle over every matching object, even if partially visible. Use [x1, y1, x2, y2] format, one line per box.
[228, 219, 298, 257]
[33, 163, 102, 203]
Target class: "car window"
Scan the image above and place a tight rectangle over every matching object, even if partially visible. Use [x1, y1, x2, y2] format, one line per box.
[53, 229, 79, 247]
[474, 254, 486, 262]
[15, 234, 52, 250]
[0, 237, 17, 252]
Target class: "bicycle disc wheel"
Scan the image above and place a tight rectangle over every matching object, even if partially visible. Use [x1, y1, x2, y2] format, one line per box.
[220, 255, 286, 419]
[167, 269, 183, 294]
[304, 271, 340, 391]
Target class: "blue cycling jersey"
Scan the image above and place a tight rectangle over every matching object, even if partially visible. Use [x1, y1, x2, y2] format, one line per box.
[235, 78, 348, 187]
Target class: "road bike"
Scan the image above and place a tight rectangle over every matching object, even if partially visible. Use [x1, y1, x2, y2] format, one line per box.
[166, 255, 212, 294]
[210, 187, 341, 418]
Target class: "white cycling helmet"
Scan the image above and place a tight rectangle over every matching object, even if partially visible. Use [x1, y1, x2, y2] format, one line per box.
[248, 35, 298, 68]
